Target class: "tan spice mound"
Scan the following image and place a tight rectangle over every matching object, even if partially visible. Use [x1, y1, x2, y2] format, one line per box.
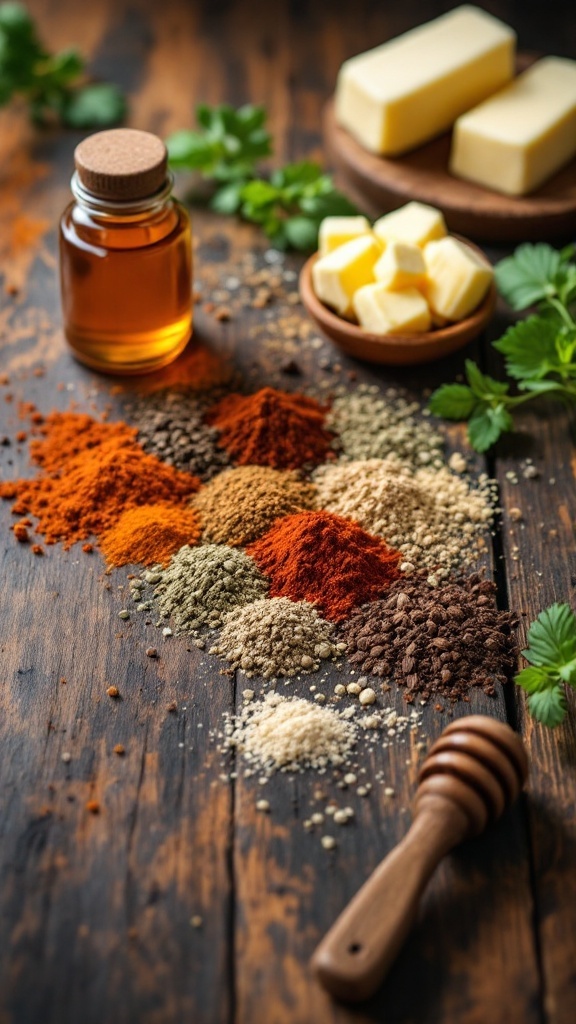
[191, 465, 316, 546]
[205, 386, 335, 469]
[0, 412, 201, 547]
[100, 503, 202, 567]
[223, 692, 357, 774]
[314, 457, 495, 577]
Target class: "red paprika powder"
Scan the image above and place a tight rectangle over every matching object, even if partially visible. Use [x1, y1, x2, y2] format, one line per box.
[247, 510, 401, 622]
[205, 387, 335, 470]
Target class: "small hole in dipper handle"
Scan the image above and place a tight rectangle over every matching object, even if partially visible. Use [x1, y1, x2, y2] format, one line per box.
[348, 942, 362, 955]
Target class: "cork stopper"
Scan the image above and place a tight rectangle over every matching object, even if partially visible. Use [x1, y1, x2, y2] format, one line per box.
[74, 129, 168, 201]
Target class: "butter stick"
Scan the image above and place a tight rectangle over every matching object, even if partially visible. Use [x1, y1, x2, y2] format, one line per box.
[335, 6, 515, 156]
[450, 57, 576, 196]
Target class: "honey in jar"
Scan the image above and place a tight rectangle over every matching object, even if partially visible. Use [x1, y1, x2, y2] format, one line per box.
[59, 128, 192, 374]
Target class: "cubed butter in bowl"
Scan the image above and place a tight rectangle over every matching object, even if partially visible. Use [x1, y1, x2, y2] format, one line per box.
[318, 215, 372, 255]
[300, 205, 496, 366]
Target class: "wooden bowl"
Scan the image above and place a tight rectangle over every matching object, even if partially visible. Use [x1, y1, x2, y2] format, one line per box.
[299, 240, 497, 366]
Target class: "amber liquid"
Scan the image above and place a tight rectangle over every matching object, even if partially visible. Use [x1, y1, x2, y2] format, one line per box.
[59, 199, 192, 374]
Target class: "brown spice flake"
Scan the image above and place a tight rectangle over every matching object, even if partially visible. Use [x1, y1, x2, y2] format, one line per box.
[86, 800, 100, 814]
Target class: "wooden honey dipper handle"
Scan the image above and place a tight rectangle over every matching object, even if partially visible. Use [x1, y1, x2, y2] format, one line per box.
[312, 715, 528, 1003]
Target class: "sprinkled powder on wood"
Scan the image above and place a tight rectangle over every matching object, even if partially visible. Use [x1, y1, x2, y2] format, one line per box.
[152, 544, 268, 632]
[191, 465, 316, 546]
[314, 458, 495, 577]
[211, 597, 343, 678]
[206, 386, 335, 469]
[247, 510, 401, 622]
[342, 572, 517, 701]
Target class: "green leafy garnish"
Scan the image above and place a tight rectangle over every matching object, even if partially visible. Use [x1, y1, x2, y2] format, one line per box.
[0, 2, 125, 127]
[515, 604, 576, 727]
[166, 105, 357, 250]
[429, 243, 576, 452]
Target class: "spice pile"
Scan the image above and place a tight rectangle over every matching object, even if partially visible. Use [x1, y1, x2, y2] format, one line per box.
[342, 572, 517, 701]
[100, 504, 202, 568]
[211, 597, 342, 677]
[206, 387, 335, 469]
[223, 692, 358, 774]
[247, 510, 401, 622]
[314, 457, 494, 578]
[191, 465, 316, 546]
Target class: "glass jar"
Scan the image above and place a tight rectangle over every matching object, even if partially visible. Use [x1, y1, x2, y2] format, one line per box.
[59, 128, 192, 375]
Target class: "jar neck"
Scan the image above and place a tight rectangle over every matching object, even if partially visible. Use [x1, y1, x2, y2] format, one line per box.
[71, 171, 175, 222]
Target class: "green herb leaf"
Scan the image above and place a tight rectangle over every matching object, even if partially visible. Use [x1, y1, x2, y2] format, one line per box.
[467, 403, 513, 452]
[465, 360, 510, 400]
[526, 686, 568, 728]
[515, 666, 552, 694]
[522, 603, 576, 671]
[428, 383, 477, 420]
[61, 82, 125, 128]
[166, 103, 272, 182]
[493, 315, 562, 381]
[495, 243, 563, 310]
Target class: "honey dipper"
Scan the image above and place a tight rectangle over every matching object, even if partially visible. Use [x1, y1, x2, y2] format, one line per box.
[311, 715, 528, 1003]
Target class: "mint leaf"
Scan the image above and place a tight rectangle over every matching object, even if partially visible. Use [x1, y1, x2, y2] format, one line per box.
[429, 383, 476, 420]
[493, 315, 562, 381]
[522, 603, 576, 670]
[467, 403, 513, 452]
[495, 243, 563, 310]
[526, 686, 567, 728]
[515, 666, 552, 693]
[166, 103, 272, 183]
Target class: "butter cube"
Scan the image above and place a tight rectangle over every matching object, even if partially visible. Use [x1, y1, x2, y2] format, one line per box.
[423, 237, 493, 321]
[353, 285, 431, 334]
[319, 216, 372, 255]
[335, 6, 515, 155]
[312, 235, 381, 318]
[450, 57, 576, 196]
[374, 241, 426, 290]
[373, 202, 447, 249]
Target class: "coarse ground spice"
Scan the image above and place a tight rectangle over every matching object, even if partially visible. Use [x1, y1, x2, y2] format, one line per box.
[151, 543, 268, 632]
[326, 385, 444, 468]
[205, 387, 335, 469]
[126, 388, 230, 481]
[100, 503, 202, 567]
[191, 465, 316, 546]
[223, 692, 358, 774]
[341, 572, 517, 701]
[247, 510, 401, 623]
[314, 458, 494, 577]
[0, 413, 201, 547]
[211, 597, 342, 678]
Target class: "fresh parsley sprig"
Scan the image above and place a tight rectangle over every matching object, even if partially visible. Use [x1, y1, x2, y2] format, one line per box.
[166, 104, 357, 250]
[0, 2, 125, 127]
[429, 243, 576, 452]
[515, 603, 576, 727]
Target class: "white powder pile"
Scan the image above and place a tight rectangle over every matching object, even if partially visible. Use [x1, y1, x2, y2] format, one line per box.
[314, 457, 495, 576]
[224, 692, 358, 774]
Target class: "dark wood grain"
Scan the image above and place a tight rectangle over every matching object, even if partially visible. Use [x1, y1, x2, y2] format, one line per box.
[0, 1, 575, 1022]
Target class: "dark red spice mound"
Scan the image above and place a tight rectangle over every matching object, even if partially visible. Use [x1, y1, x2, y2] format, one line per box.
[205, 387, 335, 469]
[247, 510, 401, 622]
[341, 572, 518, 702]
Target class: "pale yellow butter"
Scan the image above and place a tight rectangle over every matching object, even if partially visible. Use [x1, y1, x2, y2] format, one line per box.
[353, 284, 431, 334]
[423, 237, 493, 321]
[373, 202, 447, 248]
[450, 57, 576, 196]
[312, 235, 381, 318]
[335, 6, 515, 156]
[318, 216, 372, 255]
[374, 240, 426, 290]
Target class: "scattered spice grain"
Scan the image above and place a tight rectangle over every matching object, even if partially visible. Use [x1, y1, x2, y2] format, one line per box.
[247, 510, 401, 622]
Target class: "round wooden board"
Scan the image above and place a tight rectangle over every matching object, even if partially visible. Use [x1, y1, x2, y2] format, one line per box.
[323, 99, 576, 243]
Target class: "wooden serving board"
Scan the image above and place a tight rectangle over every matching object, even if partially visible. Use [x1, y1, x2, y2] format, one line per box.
[323, 99, 576, 243]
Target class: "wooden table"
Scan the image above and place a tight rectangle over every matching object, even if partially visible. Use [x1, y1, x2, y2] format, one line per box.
[1, 2, 575, 1021]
